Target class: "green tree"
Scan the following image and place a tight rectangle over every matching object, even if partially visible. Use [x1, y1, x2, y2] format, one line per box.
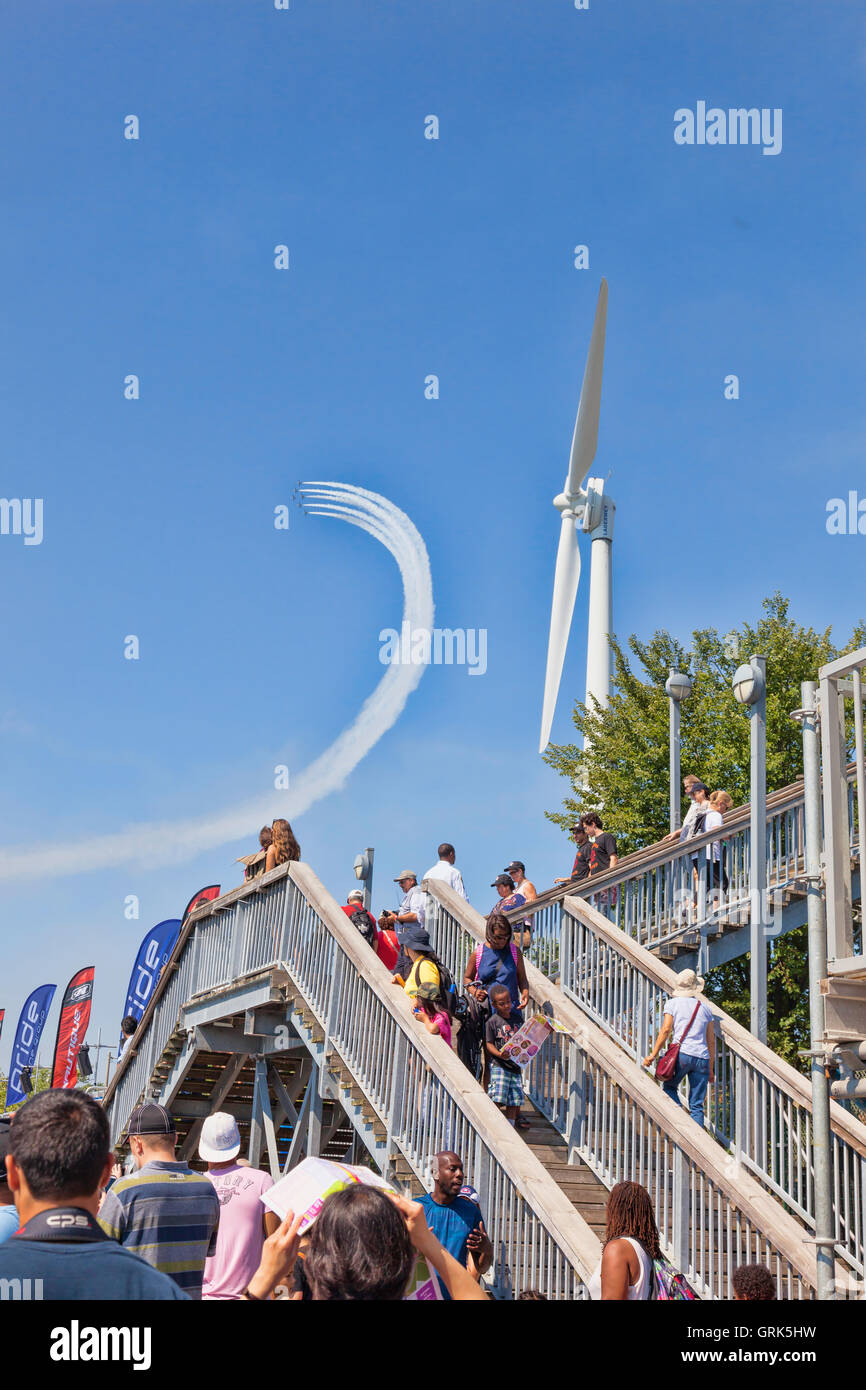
[544, 593, 865, 1069]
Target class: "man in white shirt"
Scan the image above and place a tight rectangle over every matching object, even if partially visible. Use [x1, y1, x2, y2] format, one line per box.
[423, 844, 469, 902]
[381, 870, 429, 980]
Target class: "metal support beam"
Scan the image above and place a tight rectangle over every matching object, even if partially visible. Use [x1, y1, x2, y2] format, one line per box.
[283, 1079, 313, 1174]
[801, 681, 836, 1300]
[251, 1055, 281, 1178]
[193, 1023, 304, 1056]
[749, 655, 768, 1042]
[307, 1060, 324, 1157]
[178, 1051, 248, 1161]
[181, 976, 285, 1030]
[267, 1063, 301, 1130]
[669, 687, 681, 835]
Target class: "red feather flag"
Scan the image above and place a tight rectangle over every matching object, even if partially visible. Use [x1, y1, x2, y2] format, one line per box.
[51, 966, 94, 1090]
[181, 884, 221, 925]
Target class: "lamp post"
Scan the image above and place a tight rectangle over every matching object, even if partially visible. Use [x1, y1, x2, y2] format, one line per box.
[665, 670, 693, 835]
[798, 679, 835, 1299]
[353, 848, 375, 911]
[732, 654, 768, 1042]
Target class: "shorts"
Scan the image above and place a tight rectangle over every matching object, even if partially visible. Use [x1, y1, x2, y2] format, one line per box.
[488, 1063, 523, 1108]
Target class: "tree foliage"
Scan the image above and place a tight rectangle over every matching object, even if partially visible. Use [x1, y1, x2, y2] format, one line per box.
[544, 593, 865, 1068]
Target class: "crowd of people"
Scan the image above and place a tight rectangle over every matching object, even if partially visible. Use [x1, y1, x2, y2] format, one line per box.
[325, 831, 729, 1137]
[0, 1093, 778, 1302]
[0, 803, 763, 1302]
[330, 845, 538, 1127]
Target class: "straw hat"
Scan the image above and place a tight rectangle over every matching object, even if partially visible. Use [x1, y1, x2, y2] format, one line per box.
[671, 968, 705, 998]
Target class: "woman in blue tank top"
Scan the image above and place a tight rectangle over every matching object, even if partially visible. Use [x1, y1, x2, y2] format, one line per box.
[463, 912, 529, 1016]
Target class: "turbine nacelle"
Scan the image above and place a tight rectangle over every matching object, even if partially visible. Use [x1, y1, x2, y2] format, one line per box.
[581, 477, 615, 539]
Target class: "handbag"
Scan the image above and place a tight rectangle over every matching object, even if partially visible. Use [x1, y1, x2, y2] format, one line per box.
[655, 1000, 702, 1082]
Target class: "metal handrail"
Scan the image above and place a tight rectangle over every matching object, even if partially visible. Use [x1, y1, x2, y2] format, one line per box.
[425, 877, 826, 1299]
[103, 861, 601, 1300]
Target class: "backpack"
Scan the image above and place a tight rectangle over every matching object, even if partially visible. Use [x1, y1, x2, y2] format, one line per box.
[347, 904, 377, 950]
[647, 1254, 696, 1301]
[473, 941, 520, 979]
[411, 955, 461, 1018]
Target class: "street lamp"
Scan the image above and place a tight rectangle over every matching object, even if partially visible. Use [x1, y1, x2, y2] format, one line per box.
[665, 670, 693, 835]
[353, 848, 375, 911]
[732, 654, 768, 1041]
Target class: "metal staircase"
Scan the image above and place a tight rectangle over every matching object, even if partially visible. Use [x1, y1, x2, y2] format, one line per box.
[426, 878, 859, 1299]
[102, 861, 601, 1300]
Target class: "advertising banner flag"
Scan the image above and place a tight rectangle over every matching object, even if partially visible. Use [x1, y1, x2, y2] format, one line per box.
[51, 967, 94, 1090]
[119, 918, 181, 1049]
[181, 884, 221, 924]
[0, 1008, 4, 1042]
[5, 984, 56, 1107]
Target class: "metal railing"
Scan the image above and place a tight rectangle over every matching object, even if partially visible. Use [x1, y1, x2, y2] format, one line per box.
[426, 878, 823, 1298]
[554, 894, 866, 1279]
[506, 765, 861, 958]
[104, 863, 601, 1300]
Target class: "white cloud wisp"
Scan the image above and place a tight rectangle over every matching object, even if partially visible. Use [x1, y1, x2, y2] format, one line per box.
[0, 483, 434, 882]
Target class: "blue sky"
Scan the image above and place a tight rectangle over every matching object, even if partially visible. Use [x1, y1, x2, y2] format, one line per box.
[1, 1, 864, 1075]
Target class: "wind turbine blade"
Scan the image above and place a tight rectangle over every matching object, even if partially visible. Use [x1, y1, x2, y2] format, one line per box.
[539, 515, 581, 752]
[566, 277, 608, 496]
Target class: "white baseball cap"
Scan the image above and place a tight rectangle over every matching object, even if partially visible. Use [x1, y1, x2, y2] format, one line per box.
[199, 1111, 241, 1164]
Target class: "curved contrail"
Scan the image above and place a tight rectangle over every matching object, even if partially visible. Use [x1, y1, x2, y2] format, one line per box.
[0, 484, 434, 882]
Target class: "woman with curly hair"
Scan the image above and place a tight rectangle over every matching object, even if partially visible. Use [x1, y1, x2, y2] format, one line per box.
[589, 1181, 661, 1300]
[265, 819, 301, 872]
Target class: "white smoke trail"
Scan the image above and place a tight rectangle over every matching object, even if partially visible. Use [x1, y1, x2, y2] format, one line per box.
[0, 484, 434, 882]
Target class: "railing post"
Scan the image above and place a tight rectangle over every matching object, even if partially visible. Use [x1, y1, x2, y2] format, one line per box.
[275, 875, 294, 962]
[321, 942, 344, 1058]
[228, 902, 248, 985]
[386, 1030, 410, 1160]
[188, 922, 202, 995]
[566, 1040, 587, 1163]
[635, 973, 648, 1063]
[733, 1054, 747, 1172]
[671, 1146, 691, 1275]
[145, 1000, 162, 1092]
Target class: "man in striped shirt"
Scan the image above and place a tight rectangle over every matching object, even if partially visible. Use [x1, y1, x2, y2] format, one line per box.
[99, 1102, 220, 1298]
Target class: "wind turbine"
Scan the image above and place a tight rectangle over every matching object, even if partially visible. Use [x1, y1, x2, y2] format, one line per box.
[539, 278, 614, 753]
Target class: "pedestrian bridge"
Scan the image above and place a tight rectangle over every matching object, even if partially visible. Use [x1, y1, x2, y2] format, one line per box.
[504, 761, 862, 977]
[102, 859, 863, 1300]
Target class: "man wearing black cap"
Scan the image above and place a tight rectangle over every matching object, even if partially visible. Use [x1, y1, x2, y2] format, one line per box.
[0, 1090, 187, 1298]
[98, 1101, 220, 1298]
[0, 1120, 18, 1246]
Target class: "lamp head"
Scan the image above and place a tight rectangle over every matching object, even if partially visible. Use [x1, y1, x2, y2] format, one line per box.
[732, 662, 765, 706]
[665, 670, 692, 703]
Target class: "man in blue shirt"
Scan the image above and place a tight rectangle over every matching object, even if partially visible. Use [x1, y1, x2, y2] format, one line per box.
[0, 1089, 187, 1300]
[418, 1150, 492, 1299]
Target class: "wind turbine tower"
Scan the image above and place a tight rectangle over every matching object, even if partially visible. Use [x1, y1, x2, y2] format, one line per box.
[539, 279, 614, 753]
